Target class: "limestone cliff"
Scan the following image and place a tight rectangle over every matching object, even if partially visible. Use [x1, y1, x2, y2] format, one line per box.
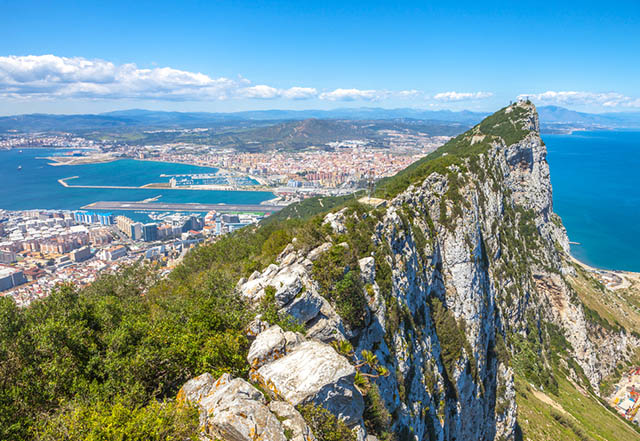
[180, 101, 639, 441]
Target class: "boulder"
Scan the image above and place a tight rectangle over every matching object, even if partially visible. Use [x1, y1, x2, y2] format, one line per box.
[308, 242, 332, 261]
[179, 373, 290, 441]
[177, 372, 216, 406]
[247, 325, 303, 369]
[358, 257, 376, 285]
[281, 289, 324, 324]
[271, 265, 305, 306]
[255, 341, 364, 426]
[210, 399, 288, 441]
[269, 401, 318, 441]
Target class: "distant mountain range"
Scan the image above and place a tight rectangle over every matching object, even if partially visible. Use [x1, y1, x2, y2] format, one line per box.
[1, 105, 640, 134]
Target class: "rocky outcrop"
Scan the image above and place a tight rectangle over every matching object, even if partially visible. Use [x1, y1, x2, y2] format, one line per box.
[182, 101, 636, 441]
[178, 372, 314, 441]
[252, 340, 364, 427]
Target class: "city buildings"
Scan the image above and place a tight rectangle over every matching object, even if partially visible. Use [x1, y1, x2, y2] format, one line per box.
[0, 266, 27, 291]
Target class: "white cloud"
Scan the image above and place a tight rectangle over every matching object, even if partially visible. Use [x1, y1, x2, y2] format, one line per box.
[0, 55, 320, 102]
[319, 88, 381, 101]
[433, 91, 493, 102]
[0, 55, 436, 105]
[241, 85, 281, 99]
[281, 87, 318, 100]
[518, 91, 640, 108]
[0, 55, 242, 101]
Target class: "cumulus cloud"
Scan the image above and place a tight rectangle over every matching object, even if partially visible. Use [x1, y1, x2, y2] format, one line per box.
[281, 87, 318, 100]
[518, 91, 640, 108]
[0, 55, 438, 105]
[240, 85, 281, 99]
[433, 91, 494, 102]
[319, 88, 381, 101]
[0, 55, 321, 102]
[0, 55, 244, 101]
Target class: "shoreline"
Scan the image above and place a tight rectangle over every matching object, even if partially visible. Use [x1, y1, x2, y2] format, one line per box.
[569, 254, 640, 291]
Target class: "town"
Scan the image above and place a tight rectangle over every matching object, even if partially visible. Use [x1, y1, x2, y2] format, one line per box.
[0, 208, 264, 306]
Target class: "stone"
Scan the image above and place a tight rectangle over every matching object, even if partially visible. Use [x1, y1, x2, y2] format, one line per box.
[246, 315, 269, 338]
[268, 401, 317, 441]
[308, 242, 332, 261]
[271, 265, 305, 306]
[255, 341, 364, 426]
[281, 289, 324, 324]
[358, 257, 375, 285]
[247, 325, 288, 369]
[176, 372, 216, 406]
[210, 399, 287, 441]
[181, 374, 290, 441]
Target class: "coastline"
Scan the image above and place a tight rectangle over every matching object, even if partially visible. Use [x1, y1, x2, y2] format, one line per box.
[569, 254, 640, 291]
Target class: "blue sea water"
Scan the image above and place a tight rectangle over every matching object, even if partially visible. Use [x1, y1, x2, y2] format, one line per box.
[544, 131, 640, 272]
[0, 148, 274, 222]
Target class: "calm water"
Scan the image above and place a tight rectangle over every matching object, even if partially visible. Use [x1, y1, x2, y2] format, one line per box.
[0, 148, 274, 218]
[545, 131, 640, 272]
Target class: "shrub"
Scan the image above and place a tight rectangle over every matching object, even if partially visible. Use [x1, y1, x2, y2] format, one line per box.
[363, 383, 396, 441]
[35, 399, 199, 441]
[298, 403, 356, 441]
[313, 245, 368, 329]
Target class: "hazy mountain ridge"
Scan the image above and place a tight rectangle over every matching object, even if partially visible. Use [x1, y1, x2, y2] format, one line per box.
[3, 105, 640, 136]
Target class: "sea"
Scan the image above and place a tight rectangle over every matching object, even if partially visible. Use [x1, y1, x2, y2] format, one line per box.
[1, 133, 639, 272]
[0, 148, 274, 223]
[545, 130, 640, 272]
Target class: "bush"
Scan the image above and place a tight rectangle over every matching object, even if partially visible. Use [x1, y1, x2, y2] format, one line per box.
[312, 245, 368, 329]
[0, 263, 252, 441]
[35, 399, 199, 441]
[364, 383, 396, 441]
[298, 403, 356, 441]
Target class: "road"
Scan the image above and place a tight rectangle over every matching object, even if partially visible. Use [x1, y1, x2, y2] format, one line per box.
[82, 201, 285, 213]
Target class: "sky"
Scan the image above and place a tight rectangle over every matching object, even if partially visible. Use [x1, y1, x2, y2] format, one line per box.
[1, 0, 639, 115]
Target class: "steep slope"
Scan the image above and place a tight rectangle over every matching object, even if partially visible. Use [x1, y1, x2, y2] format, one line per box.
[5, 101, 638, 440]
[179, 100, 640, 441]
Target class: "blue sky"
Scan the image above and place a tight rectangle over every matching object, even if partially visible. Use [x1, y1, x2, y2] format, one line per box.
[1, 0, 639, 114]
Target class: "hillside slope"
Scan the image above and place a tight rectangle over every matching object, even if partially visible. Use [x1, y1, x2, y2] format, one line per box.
[2, 101, 639, 441]
[216, 100, 640, 440]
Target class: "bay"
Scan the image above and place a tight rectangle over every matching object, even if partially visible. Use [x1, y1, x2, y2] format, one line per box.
[0, 148, 274, 222]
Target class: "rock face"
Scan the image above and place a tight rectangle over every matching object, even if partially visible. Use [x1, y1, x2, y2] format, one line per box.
[183, 101, 637, 441]
[254, 340, 364, 427]
[178, 372, 314, 441]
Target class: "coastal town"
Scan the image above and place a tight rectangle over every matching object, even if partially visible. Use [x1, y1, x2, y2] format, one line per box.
[0, 208, 265, 306]
[0, 126, 452, 306]
[0, 130, 448, 195]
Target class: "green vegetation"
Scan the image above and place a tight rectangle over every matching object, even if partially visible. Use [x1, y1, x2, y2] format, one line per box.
[312, 244, 368, 329]
[376, 103, 532, 199]
[430, 298, 478, 390]
[0, 260, 252, 440]
[35, 399, 199, 441]
[258, 286, 306, 333]
[516, 373, 640, 441]
[363, 383, 396, 441]
[297, 403, 356, 441]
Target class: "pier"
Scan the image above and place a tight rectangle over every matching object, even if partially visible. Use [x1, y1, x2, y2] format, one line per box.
[81, 201, 285, 214]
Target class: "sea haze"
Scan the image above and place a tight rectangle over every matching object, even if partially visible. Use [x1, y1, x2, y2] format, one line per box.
[545, 130, 640, 272]
[0, 148, 274, 218]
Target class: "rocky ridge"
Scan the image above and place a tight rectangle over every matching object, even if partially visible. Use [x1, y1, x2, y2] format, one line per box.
[180, 100, 639, 441]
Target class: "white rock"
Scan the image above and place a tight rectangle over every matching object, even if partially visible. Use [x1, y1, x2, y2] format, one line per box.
[255, 341, 364, 426]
